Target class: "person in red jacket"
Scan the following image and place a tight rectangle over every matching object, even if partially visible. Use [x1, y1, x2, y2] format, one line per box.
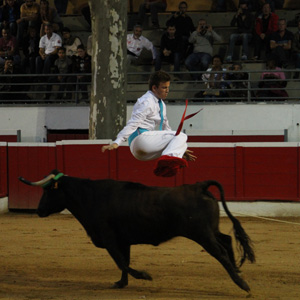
[252, 2, 278, 60]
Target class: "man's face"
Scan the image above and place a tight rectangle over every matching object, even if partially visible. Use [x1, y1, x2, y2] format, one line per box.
[152, 81, 170, 100]
[2, 29, 9, 39]
[58, 50, 66, 59]
[63, 32, 70, 40]
[45, 25, 53, 36]
[212, 57, 222, 67]
[278, 20, 287, 32]
[7, 0, 15, 7]
[167, 26, 176, 37]
[179, 3, 187, 13]
[25, 0, 34, 7]
[262, 3, 270, 15]
[133, 27, 142, 39]
[77, 48, 86, 58]
[198, 20, 207, 31]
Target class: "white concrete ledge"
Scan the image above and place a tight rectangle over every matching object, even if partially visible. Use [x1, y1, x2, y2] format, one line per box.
[219, 201, 300, 217]
[0, 197, 8, 214]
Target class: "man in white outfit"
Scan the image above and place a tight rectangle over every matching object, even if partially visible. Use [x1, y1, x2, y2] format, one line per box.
[102, 71, 196, 177]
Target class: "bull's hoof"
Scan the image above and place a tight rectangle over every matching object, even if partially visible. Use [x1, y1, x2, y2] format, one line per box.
[129, 268, 152, 281]
[140, 271, 152, 281]
[113, 280, 128, 289]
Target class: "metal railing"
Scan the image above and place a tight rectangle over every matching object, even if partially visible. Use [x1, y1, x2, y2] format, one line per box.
[0, 69, 299, 104]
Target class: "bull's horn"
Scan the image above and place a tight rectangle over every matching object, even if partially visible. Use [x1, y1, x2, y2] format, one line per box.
[18, 174, 55, 186]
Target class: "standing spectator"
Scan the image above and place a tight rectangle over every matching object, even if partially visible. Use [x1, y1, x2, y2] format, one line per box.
[39, 0, 63, 37]
[45, 46, 73, 100]
[71, 44, 91, 101]
[201, 55, 228, 101]
[166, 1, 194, 58]
[36, 22, 62, 75]
[252, 2, 278, 60]
[61, 27, 82, 58]
[0, 0, 21, 36]
[269, 18, 293, 68]
[185, 19, 222, 80]
[0, 27, 20, 65]
[256, 58, 288, 101]
[292, 19, 300, 79]
[137, 0, 167, 29]
[226, 0, 254, 61]
[127, 24, 157, 67]
[21, 25, 39, 73]
[155, 23, 182, 79]
[16, 0, 40, 47]
[54, 0, 68, 15]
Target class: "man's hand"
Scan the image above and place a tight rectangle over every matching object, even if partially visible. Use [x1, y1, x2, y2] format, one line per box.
[183, 149, 197, 161]
[102, 143, 119, 153]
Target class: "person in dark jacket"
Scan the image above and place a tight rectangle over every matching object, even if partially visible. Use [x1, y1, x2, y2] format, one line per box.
[166, 1, 194, 58]
[0, 0, 21, 36]
[155, 23, 182, 79]
[226, 1, 254, 61]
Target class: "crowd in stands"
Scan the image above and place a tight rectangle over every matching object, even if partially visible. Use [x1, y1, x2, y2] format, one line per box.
[128, 0, 299, 101]
[0, 0, 91, 101]
[1, 0, 300, 102]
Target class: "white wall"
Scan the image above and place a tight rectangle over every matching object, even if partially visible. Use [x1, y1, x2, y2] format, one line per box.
[1, 104, 300, 142]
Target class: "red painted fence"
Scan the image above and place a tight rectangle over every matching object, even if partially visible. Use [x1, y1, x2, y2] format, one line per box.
[1, 141, 299, 209]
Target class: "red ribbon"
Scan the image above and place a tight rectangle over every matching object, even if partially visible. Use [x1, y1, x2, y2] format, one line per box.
[175, 99, 203, 136]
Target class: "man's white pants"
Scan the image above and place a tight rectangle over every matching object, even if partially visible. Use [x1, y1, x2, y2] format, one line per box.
[130, 131, 188, 161]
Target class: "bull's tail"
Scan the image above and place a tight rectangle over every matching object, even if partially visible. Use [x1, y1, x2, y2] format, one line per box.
[203, 180, 256, 267]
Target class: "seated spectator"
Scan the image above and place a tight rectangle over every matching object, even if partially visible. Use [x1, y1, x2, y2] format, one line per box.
[185, 19, 222, 80]
[45, 46, 73, 100]
[54, 0, 68, 15]
[0, 55, 29, 101]
[36, 22, 62, 75]
[200, 55, 228, 101]
[269, 18, 293, 68]
[155, 23, 182, 79]
[137, 0, 167, 29]
[256, 58, 288, 101]
[39, 0, 63, 36]
[225, 62, 249, 101]
[86, 34, 92, 56]
[0, 0, 21, 37]
[252, 2, 278, 60]
[0, 27, 20, 65]
[70, 44, 91, 101]
[211, 0, 237, 12]
[166, 1, 194, 58]
[21, 25, 39, 73]
[16, 0, 40, 47]
[226, 0, 254, 62]
[292, 19, 300, 79]
[62, 27, 82, 58]
[127, 24, 157, 67]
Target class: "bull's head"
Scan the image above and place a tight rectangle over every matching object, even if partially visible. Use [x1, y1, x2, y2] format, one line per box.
[19, 169, 67, 217]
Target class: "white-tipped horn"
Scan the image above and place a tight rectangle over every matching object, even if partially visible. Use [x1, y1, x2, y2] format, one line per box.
[19, 174, 56, 186]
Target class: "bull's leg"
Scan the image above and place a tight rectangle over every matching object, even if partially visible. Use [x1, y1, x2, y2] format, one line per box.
[113, 244, 130, 289]
[195, 235, 250, 292]
[105, 244, 152, 285]
[216, 233, 239, 272]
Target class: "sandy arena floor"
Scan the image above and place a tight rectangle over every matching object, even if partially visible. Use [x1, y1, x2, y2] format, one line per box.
[0, 212, 299, 300]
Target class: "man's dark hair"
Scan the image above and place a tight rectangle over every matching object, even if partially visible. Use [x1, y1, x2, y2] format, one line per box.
[148, 71, 171, 90]
[57, 47, 66, 53]
[212, 54, 223, 63]
[77, 44, 85, 50]
[179, 1, 188, 8]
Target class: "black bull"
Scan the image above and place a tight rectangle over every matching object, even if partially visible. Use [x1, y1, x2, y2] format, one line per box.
[19, 170, 255, 293]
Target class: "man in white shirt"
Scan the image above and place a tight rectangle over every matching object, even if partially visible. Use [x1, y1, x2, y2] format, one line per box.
[127, 24, 157, 67]
[102, 71, 196, 177]
[36, 23, 62, 74]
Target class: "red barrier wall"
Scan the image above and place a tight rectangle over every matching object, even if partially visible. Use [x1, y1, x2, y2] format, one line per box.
[8, 143, 57, 209]
[4, 141, 300, 209]
[0, 142, 8, 198]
